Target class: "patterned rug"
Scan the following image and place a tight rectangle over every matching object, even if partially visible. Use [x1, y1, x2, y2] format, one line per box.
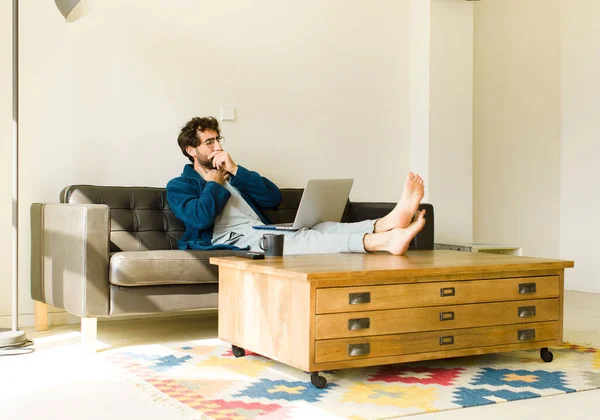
[104, 339, 600, 419]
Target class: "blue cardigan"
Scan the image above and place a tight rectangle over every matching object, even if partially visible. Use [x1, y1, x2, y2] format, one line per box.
[166, 164, 282, 250]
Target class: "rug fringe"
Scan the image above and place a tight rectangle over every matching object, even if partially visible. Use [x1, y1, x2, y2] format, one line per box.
[113, 363, 203, 419]
[562, 341, 600, 351]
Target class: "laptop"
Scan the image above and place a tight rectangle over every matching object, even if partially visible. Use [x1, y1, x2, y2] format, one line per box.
[253, 178, 354, 231]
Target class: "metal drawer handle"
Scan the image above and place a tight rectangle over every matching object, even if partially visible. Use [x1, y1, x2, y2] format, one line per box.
[518, 329, 536, 341]
[439, 336, 454, 346]
[440, 287, 456, 297]
[519, 283, 537, 294]
[349, 292, 371, 305]
[439, 311, 455, 321]
[518, 306, 537, 318]
[348, 318, 371, 330]
[348, 343, 370, 357]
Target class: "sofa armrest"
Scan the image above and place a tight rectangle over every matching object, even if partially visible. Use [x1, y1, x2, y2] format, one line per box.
[31, 203, 111, 317]
[347, 202, 435, 250]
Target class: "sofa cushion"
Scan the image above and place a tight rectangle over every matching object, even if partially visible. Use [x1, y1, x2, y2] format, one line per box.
[109, 250, 236, 287]
[262, 188, 303, 224]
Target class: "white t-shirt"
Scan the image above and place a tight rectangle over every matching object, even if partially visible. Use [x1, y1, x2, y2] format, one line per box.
[211, 181, 264, 247]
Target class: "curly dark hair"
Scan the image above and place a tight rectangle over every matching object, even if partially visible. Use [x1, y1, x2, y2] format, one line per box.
[177, 116, 221, 162]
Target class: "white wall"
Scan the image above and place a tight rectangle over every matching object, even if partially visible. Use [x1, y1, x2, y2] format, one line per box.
[0, 1, 14, 326]
[473, 0, 561, 258]
[19, 0, 412, 197]
[409, 0, 430, 193]
[429, 0, 473, 243]
[2, 0, 418, 326]
[408, 0, 474, 243]
[560, 0, 600, 293]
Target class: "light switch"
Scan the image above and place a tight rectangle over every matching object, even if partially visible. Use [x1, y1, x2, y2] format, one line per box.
[220, 106, 236, 121]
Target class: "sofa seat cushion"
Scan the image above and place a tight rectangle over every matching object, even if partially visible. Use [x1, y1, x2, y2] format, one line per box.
[109, 250, 236, 287]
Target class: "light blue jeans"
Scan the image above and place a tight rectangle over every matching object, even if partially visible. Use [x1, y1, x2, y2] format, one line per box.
[280, 220, 376, 255]
[214, 220, 376, 255]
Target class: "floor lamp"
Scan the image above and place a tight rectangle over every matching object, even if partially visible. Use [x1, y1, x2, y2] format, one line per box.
[0, 0, 90, 350]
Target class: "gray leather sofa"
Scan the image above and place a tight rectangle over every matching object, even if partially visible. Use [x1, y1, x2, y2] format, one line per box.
[30, 185, 434, 350]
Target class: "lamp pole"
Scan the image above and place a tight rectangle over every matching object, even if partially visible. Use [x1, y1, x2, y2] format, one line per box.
[0, 0, 26, 349]
[12, 0, 19, 334]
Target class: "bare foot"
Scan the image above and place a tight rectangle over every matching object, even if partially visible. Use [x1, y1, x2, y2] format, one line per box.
[375, 172, 425, 232]
[385, 209, 426, 255]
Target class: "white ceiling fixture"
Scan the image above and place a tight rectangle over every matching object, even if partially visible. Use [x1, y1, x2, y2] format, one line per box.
[54, 0, 92, 22]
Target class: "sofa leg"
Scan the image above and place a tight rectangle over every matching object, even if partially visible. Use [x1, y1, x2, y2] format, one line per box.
[34, 301, 49, 331]
[81, 317, 98, 353]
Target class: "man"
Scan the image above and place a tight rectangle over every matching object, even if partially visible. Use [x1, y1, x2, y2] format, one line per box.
[166, 116, 426, 255]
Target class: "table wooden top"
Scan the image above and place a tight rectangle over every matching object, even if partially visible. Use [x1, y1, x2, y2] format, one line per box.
[210, 251, 574, 281]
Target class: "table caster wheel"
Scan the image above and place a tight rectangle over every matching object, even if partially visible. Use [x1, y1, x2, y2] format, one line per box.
[540, 347, 553, 363]
[310, 372, 327, 389]
[232, 345, 245, 358]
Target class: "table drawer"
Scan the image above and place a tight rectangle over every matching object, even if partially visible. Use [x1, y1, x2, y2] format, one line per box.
[315, 276, 559, 314]
[315, 298, 559, 339]
[315, 321, 559, 363]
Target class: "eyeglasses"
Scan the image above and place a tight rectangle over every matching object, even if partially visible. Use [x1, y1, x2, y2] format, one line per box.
[199, 136, 225, 148]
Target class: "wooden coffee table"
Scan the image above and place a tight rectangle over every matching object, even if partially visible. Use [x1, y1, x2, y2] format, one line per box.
[210, 251, 573, 388]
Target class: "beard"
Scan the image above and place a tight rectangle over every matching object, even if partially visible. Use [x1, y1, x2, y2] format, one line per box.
[196, 154, 214, 170]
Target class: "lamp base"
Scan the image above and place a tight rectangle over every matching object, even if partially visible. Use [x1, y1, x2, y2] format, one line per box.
[0, 329, 27, 347]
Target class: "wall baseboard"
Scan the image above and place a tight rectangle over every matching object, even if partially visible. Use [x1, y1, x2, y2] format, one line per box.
[0, 311, 78, 329]
[0, 309, 218, 329]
